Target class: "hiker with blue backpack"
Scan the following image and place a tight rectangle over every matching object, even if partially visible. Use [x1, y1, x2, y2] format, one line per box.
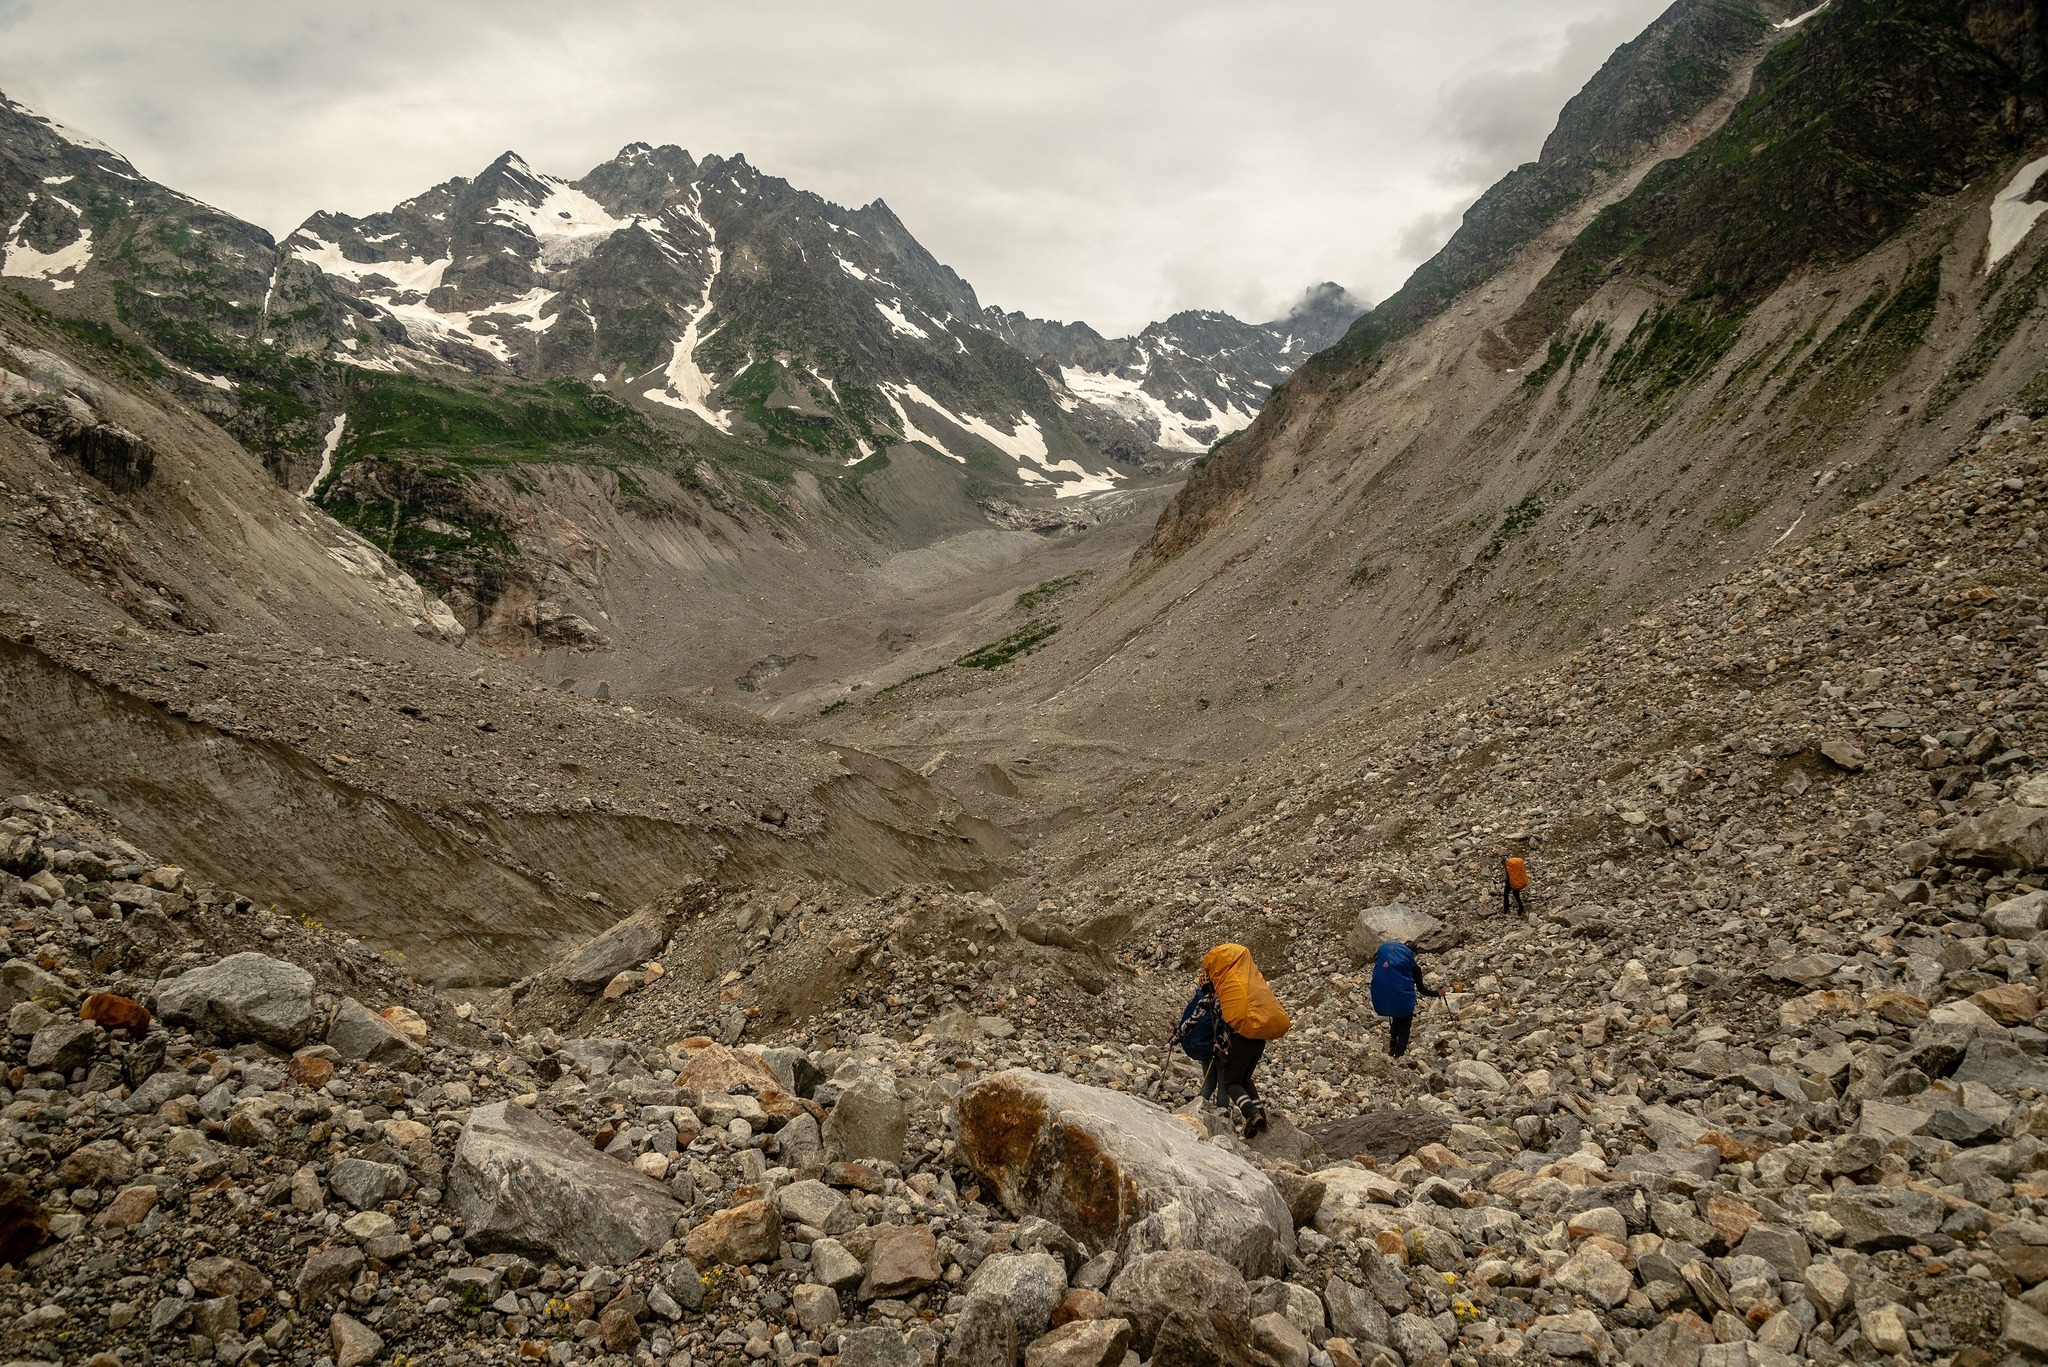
[1371, 939, 1442, 1058]
[1172, 943, 1290, 1139]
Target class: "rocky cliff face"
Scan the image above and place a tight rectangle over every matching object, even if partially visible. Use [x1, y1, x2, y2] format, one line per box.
[1077, 0, 2048, 748]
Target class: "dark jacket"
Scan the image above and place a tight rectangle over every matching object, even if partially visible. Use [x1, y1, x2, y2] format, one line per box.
[1370, 942, 1427, 1017]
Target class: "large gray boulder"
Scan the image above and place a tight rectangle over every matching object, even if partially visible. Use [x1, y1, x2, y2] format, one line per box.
[1829, 1185, 1944, 1250]
[1944, 804, 2048, 872]
[448, 1101, 682, 1265]
[964, 1252, 1068, 1342]
[1955, 1038, 2048, 1093]
[156, 953, 315, 1048]
[1345, 902, 1447, 965]
[823, 1075, 908, 1166]
[958, 1070, 1294, 1278]
[1107, 1250, 1251, 1355]
[557, 908, 671, 993]
[326, 999, 422, 1065]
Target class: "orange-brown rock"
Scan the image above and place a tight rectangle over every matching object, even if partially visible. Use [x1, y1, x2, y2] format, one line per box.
[1707, 1194, 1762, 1248]
[79, 993, 150, 1035]
[955, 1069, 1293, 1278]
[683, 1200, 781, 1268]
[672, 1040, 782, 1095]
[289, 1055, 336, 1088]
[1973, 984, 2041, 1026]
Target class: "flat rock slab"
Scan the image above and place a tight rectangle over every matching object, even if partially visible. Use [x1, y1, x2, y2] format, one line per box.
[1306, 1109, 1452, 1165]
[558, 907, 671, 993]
[448, 1101, 681, 1266]
[956, 1069, 1293, 1278]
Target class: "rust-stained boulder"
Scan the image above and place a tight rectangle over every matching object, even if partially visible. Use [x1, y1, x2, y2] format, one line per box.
[955, 1069, 1293, 1278]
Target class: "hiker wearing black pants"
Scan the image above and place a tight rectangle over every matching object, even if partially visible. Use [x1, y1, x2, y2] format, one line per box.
[1203, 1028, 1266, 1123]
[1502, 854, 1530, 916]
[1371, 940, 1439, 1058]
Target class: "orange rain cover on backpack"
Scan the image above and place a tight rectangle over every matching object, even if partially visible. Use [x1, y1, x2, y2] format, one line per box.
[1201, 943, 1291, 1040]
[1506, 857, 1529, 890]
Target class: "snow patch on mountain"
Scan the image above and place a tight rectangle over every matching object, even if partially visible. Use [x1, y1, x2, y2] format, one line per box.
[880, 384, 965, 464]
[952, 410, 1048, 463]
[1987, 152, 2048, 272]
[1058, 366, 1253, 454]
[490, 174, 632, 270]
[1773, 2, 1829, 29]
[378, 288, 559, 364]
[644, 190, 732, 432]
[0, 94, 126, 161]
[2, 216, 93, 290]
[303, 415, 348, 499]
[875, 300, 930, 340]
[291, 234, 451, 296]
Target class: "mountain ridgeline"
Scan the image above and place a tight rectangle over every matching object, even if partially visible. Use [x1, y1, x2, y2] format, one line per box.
[968, 0, 2048, 751]
[0, 94, 1360, 656]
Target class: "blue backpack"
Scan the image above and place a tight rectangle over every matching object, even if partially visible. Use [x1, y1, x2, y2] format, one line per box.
[1173, 985, 1223, 1062]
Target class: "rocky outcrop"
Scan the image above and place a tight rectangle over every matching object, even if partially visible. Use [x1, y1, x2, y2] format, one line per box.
[955, 1069, 1294, 1277]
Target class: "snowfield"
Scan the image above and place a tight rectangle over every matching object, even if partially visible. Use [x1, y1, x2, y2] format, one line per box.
[491, 156, 632, 269]
[1060, 365, 1252, 454]
[1987, 152, 2048, 273]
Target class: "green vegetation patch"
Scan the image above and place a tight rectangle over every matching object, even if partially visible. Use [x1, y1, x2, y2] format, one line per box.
[1014, 568, 1095, 617]
[338, 373, 650, 467]
[1599, 302, 1748, 406]
[956, 617, 1061, 670]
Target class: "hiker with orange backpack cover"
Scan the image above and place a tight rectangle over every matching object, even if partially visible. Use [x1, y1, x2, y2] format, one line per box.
[1184, 943, 1290, 1139]
[1502, 854, 1530, 916]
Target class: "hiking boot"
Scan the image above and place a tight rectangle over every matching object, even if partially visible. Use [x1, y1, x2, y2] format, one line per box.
[1238, 1099, 1268, 1140]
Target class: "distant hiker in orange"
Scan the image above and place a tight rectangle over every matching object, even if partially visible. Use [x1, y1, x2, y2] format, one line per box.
[1177, 943, 1291, 1139]
[1502, 853, 1530, 916]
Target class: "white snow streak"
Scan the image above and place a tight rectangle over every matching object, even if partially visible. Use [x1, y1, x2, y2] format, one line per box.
[880, 385, 965, 463]
[953, 410, 1048, 463]
[1987, 152, 2048, 273]
[2, 95, 124, 157]
[303, 415, 347, 500]
[874, 299, 930, 339]
[2, 222, 94, 289]
[643, 190, 732, 432]
[878, 386, 1116, 497]
[1773, 2, 1829, 29]
[1059, 366, 1253, 454]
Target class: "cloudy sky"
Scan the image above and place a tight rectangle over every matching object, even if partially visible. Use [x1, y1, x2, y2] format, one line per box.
[0, 0, 1670, 335]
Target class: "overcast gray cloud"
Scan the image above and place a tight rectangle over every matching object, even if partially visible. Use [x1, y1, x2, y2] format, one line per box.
[0, 0, 1672, 335]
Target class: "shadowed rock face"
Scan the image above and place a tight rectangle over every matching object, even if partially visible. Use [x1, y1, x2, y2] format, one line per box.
[954, 1068, 1293, 1278]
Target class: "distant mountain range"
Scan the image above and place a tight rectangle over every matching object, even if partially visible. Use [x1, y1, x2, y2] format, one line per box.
[0, 94, 1362, 491]
[0, 91, 1361, 649]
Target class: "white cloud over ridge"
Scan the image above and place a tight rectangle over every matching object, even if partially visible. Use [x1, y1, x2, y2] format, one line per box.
[0, 0, 1670, 336]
